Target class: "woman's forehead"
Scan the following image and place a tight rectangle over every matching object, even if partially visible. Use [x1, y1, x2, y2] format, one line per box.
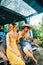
[24, 27, 28, 29]
[9, 24, 13, 27]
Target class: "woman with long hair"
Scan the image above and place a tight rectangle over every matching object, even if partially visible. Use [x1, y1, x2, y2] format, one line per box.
[18, 24, 38, 65]
[6, 23, 25, 65]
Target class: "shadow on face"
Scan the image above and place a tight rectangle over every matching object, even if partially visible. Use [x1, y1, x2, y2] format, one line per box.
[9, 24, 13, 31]
[13, 25, 17, 32]
[24, 27, 29, 33]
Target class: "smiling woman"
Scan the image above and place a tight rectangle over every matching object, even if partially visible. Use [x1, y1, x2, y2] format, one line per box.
[6, 23, 25, 65]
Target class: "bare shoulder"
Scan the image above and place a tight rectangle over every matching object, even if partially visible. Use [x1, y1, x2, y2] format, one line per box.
[6, 32, 10, 37]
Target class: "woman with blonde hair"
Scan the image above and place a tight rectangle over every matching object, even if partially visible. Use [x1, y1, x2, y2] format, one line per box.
[6, 23, 25, 65]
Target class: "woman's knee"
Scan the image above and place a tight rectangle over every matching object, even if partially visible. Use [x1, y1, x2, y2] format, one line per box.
[23, 50, 33, 57]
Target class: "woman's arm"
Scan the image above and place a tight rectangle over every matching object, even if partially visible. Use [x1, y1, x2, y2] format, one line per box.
[6, 33, 21, 57]
[0, 46, 5, 53]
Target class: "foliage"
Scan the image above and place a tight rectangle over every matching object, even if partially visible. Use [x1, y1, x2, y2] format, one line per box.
[32, 26, 40, 39]
[40, 18, 43, 32]
[39, 18, 43, 41]
[38, 41, 43, 48]
[18, 21, 24, 30]
[32, 17, 43, 41]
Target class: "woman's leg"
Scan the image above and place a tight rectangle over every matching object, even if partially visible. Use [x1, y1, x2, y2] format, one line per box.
[0, 51, 8, 60]
[23, 50, 37, 63]
[0, 51, 8, 65]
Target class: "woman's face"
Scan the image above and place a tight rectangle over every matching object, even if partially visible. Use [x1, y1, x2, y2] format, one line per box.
[24, 27, 28, 33]
[9, 24, 13, 31]
[13, 25, 17, 32]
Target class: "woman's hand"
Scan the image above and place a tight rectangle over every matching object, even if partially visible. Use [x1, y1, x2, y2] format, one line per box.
[16, 53, 21, 58]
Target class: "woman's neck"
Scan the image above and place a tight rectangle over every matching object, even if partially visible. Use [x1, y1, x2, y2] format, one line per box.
[22, 30, 27, 36]
[10, 30, 16, 34]
[22, 30, 25, 36]
[10, 30, 13, 33]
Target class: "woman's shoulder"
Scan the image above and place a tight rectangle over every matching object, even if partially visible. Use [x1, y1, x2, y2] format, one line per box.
[6, 32, 11, 37]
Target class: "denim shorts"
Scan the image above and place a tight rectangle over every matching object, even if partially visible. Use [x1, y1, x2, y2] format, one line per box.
[23, 43, 32, 51]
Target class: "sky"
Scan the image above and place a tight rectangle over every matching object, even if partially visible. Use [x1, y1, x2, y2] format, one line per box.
[30, 13, 43, 26]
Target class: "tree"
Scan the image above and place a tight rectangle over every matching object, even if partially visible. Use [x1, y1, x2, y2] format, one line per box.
[18, 21, 24, 30]
[32, 26, 40, 39]
[32, 17, 43, 41]
[40, 18, 43, 32]
[40, 18, 43, 40]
